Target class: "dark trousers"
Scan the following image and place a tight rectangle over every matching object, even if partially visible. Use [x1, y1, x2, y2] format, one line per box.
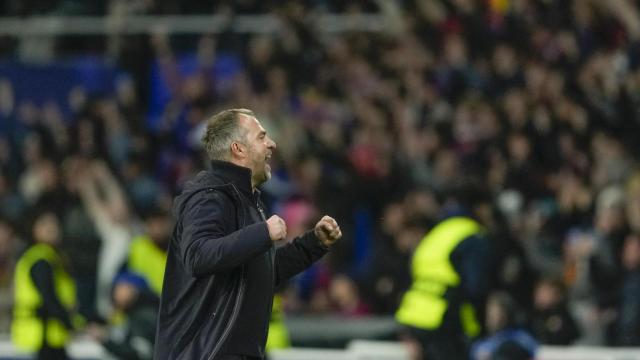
[38, 345, 69, 360]
[218, 355, 262, 360]
[408, 326, 469, 360]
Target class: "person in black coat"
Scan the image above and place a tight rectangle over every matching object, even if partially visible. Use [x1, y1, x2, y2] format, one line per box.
[87, 272, 159, 360]
[531, 278, 580, 346]
[154, 109, 342, 360]
[616, 233, 640, 346]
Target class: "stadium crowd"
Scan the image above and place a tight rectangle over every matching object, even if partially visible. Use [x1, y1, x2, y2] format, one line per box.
[1, 0, 640, 355]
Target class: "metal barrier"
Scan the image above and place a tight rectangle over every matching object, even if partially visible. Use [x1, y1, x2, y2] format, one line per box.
[2, 338, 640, 360]
[538, 346, 640, 360]
[0, 335, 103, 360]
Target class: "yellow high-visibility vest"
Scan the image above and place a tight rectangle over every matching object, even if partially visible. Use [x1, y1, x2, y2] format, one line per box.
[266, 295, 290, 351]
[396, 216, 483, 338]
[128, 236, 167, 295]
[12, 243, 76, 351]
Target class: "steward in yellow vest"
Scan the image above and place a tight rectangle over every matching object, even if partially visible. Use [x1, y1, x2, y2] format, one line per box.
[127, 235, 167, 296]
[127, 208, 170, 296]
[12, 212, 81, 360]
[396, 182, 492, 360]
[266, 294, 291, 352]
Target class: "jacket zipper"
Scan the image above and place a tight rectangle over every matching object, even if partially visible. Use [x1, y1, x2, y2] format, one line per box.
[207, 184, 247, 360]
[255, 197, 276, 351]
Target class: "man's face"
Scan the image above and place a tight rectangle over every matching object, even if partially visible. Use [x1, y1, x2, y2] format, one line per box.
[33, 213, 60, 246]
[237, 114, 276, 187]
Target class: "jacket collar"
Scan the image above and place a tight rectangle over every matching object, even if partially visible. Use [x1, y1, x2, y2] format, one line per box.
[209, 160, 254, 196]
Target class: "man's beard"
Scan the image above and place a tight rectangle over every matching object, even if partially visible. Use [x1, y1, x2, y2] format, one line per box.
[252, 160, 270, 186]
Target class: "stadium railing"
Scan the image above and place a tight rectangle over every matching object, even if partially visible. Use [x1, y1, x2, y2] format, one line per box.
[2, 337, 640, 359]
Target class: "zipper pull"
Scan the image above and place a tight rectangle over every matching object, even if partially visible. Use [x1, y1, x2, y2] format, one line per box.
[256, 201, 267, 220]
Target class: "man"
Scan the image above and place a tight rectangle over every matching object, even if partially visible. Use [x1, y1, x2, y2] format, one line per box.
[471, 292, 537, 360]
[12, 211, 80, 360]
[616, 234, 640, 345]
[396, 181, 492, 359]
[87, 272, 158, 360]
[154, 109, 342, 360]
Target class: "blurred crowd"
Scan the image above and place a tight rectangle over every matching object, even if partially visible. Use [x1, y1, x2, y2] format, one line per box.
[1, 0, 640, 354]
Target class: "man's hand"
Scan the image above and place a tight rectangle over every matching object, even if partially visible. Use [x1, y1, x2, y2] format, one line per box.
[314, 216, 342, 248]
[267, 215, 287, 242]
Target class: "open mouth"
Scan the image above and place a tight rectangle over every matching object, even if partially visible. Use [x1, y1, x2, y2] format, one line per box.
[265, 154, 273, 172]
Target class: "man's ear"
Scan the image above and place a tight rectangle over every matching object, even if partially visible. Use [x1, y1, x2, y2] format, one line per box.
[231, 141, 245, 158]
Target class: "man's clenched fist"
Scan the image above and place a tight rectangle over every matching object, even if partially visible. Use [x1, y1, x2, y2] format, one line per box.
[266, 215, 287, 241]
[314, 216, 342, 248]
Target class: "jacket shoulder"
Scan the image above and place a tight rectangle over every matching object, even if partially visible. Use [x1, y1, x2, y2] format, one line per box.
[180, 187, 238, 218]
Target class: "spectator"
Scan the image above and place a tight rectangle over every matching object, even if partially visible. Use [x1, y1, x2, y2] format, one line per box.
[363, 203, 420, 314]
[58, 156, 102, 320]
[87, 273, 158, 360]
[564, 185, 627, 344]
[11, 211, 81, 360]
[0, 218, 20, 333]
[0, 171, 26, 225]
[125, 208, 170, 297]
[531, 278, 580, 346]
[328, 274, 370, 317]
[471, 292, 537, 360]
[615, 233, 640, 346]
[78, 159, 137, 318]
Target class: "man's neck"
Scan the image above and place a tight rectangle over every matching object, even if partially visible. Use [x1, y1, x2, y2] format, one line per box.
[226, 158, 256, 192]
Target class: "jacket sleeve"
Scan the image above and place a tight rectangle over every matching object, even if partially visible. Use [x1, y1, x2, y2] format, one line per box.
[30, 260, 73, 329]
[451, 234, 491, 304]
[179, 191, 272, 277]
[274, 231, 329, 287]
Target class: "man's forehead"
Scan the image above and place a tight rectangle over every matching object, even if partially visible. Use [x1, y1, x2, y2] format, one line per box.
[238, 113, 265, 133]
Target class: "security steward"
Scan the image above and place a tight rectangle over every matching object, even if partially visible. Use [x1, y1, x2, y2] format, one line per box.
[396, 181, 492, 359]
[12, 211, 81, 360]
[266, 294, 290, 352]
[127, 208, 170, 296]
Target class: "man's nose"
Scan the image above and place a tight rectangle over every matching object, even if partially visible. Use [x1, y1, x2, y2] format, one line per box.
[268, 138, 276, 149]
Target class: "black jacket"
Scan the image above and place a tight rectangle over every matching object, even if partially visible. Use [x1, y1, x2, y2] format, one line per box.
[154, 161, 328, 360]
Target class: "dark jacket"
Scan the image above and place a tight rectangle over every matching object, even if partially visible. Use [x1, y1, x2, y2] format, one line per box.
[616, 269, 640, 346]
[531, 304, 580, 345]
[154, 161, 328, 360]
